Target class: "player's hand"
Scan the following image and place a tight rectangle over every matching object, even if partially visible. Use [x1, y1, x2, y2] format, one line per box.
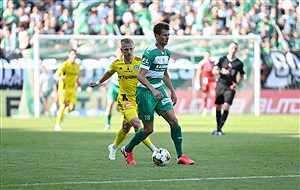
[89, 82, 98, 88]
[230, 81, 238, 90]
[170, 91, 177, 106]
[152, 89, 163, 100]
[221, 68, 230, 75]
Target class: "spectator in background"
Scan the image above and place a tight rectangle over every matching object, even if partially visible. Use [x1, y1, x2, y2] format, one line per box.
[17, 6, 29, 24]
[115, 0, 128, 26]
[40, 18, 56, 34]
[30, 6, 42, 23]
[57, 8, 73, 28]
[87, 7, 101, 34]
[17, 23, 30, 49]
[1, 0, 299, 55]
[96, 3, 111, 20]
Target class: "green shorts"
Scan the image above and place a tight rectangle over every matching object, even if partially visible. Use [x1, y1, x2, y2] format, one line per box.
[107, 83, 120, 101]
[136, 86, 174, 122]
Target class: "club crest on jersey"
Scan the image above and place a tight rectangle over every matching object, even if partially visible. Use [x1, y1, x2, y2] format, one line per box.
[134, 65, 139, 70]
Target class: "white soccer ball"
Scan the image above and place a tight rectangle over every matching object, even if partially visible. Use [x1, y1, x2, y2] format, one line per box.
[152, 148, 171, 166]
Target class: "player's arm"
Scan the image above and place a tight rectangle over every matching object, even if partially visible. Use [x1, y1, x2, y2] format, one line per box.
[90, 70, 113, 87]
[137, 67, 164, 100]
[212, 64, 220, 76]
[54, 64, 66, 82]
[234, 73, 244, 87]
[137, 67, 154, 91]
[76, 75, 80, 87]
[163, 69, 177, 105]
[232, 62, 245, 89]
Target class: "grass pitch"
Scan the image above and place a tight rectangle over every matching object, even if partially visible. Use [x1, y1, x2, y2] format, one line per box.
[1, 114, 299, 189]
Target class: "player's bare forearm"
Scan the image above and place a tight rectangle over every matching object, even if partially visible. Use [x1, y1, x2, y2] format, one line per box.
[137, 68, 154, 91]
[90, 70, 112, 88]
[162, 70, 175, 92]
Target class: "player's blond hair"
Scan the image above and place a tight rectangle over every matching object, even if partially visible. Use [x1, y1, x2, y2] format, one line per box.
[120, 38, 134, 45]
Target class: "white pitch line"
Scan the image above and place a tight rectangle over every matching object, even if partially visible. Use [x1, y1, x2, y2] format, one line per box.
[2, 175, 300, 187]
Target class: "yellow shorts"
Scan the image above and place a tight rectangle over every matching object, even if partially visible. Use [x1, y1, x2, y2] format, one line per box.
[117, 99, 138, 124]
[58, 90, 77, 105]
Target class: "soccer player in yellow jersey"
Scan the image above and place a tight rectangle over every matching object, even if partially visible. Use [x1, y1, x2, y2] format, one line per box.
[89, 38, 157, 163]
[54, 49, 80, 131]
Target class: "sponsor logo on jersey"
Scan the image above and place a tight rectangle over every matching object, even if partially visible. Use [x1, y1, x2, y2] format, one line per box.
[119, 75, 137, 80]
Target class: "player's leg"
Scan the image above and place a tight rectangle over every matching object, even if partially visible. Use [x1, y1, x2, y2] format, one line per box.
[64, 92, 76, 114]
[214, 83, 225, 134]
[157, 87, 194, 164]
[104, 84, 119, 130]
[122, 104, 157, 152]
[218, 89, 235, 134]
[120, 88, 155, 164]
[208, 81, 216, 116]
[160, 109, 194, 165]
[108, 120, 131, 160]
[104, 98, 114, 130]
[54, 91, 67, 131]
[201, 90, 208, 117]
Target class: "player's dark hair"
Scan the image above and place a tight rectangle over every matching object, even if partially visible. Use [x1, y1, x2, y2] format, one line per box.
[153, 22, 170, 35]
[69, 49, 77, 54]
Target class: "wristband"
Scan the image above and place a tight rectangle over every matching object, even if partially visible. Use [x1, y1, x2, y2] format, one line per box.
[96, 81, 100, 85]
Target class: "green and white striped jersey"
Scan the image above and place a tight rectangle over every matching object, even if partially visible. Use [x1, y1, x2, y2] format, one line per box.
[137, 44, 171, 89]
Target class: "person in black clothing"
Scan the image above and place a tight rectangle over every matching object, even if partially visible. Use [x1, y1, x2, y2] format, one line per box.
[212, 42, 245, 135]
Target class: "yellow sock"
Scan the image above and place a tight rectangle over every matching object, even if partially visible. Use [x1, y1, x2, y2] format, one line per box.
[56, 107, 65, 124]
[142, 136, 154, 149]
[113, 127, 128, 147]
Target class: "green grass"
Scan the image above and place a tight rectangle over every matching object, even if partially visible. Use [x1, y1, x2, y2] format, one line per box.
[1, 114, 299, 190]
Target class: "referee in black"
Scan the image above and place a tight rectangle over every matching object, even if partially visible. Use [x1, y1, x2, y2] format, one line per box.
[212, 42, 245, 135]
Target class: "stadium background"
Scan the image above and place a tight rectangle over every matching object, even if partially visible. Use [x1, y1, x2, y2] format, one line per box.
[1, 0, 299, 117]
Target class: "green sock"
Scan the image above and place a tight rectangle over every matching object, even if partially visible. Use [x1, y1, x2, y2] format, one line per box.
[106, 115, 111, 125]
[125, 129, 147, 152]
[171, 126, 183, 158]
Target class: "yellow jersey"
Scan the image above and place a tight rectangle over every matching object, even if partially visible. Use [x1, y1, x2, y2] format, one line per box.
[55, 60, 80, 93]
[109, 56, 141, 103]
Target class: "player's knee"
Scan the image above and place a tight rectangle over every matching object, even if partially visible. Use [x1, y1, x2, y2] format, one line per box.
[122, 121, 132, 132]
[69, 104, 75, 111]
[143, 128, 153, 135]
[168, 118, 179, 127]
[131, 118, 141, 129]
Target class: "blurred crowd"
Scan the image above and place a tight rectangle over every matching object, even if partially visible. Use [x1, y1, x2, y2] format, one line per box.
[1, 0, 300, 59]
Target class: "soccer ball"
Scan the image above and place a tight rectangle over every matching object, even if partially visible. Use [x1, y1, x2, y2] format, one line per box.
[152, 148, 171, 166]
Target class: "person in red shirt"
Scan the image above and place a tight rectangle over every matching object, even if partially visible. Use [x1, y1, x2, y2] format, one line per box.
[195, 51, 216, 117]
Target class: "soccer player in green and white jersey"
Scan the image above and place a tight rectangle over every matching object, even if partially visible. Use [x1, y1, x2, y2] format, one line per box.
[121, 22, 194, 165]
[90, 38, 157, 162]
